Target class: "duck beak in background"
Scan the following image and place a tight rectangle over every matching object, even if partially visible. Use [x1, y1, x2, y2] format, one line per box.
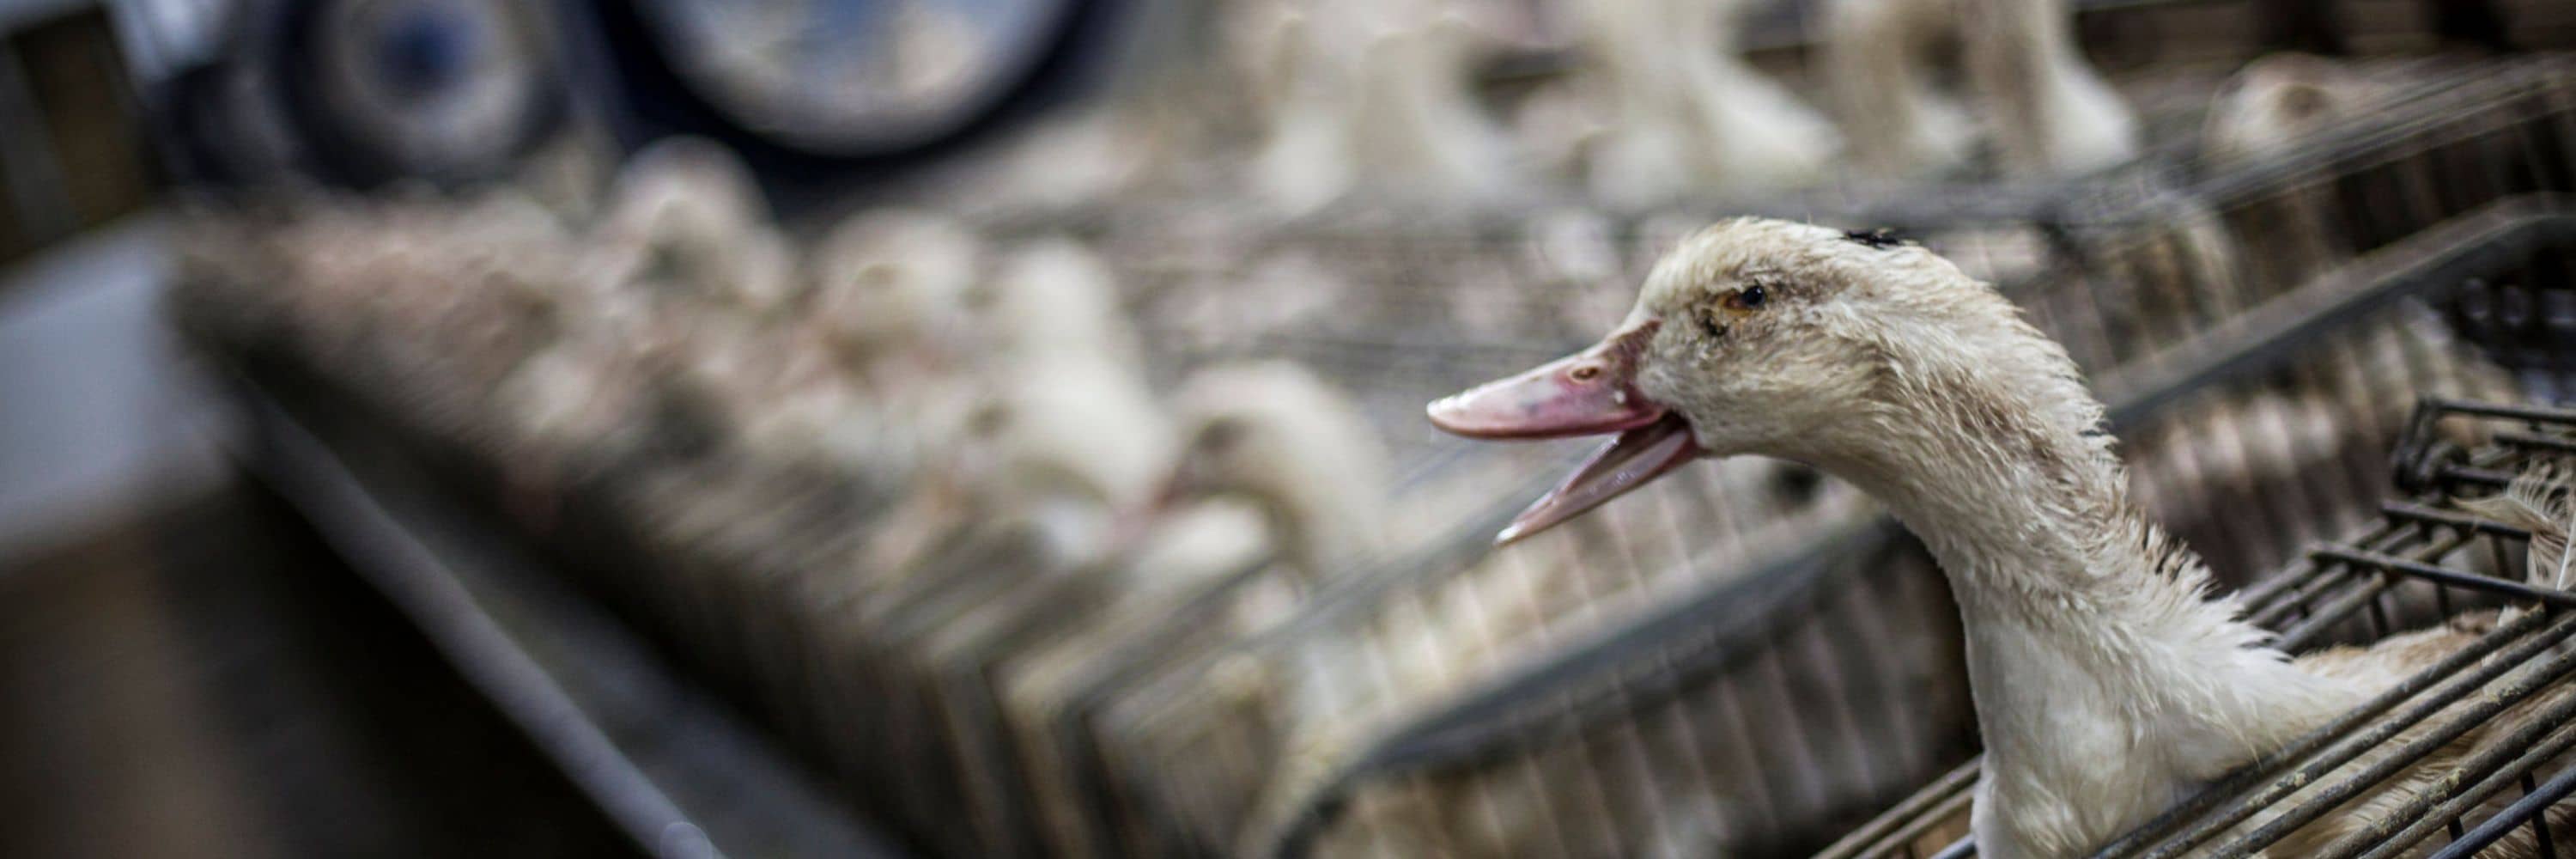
[1425, 321, 1703, 545]
[1101, 471, 1190, 561]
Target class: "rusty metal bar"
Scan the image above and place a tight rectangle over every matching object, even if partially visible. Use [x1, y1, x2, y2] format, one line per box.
[2193, 613, 2576, 856]
[2309, 545, 2576, 609]
[2088, 606, 2563, 859]
[2339, 691, 2576, 859]
[2428, 756, 2576, 859]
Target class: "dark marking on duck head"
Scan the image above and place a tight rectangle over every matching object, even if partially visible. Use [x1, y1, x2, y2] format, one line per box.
[1843, 228, 1909, 249]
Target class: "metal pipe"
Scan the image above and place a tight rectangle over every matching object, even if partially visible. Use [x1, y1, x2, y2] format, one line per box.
[2309, 545, 2576, 609]
[2088, 607, 2561, 859]
[2339, 693, 2576, 859]
[2428, 756, 2576, 859]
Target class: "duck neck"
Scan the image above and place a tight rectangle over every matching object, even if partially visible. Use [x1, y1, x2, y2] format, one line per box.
[1253, 478, 1377, 585]
[1807, 379, 2358, 856]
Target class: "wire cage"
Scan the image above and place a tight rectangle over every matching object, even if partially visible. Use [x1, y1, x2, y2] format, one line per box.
[935, 57, 2576, 854]
[827, 52, 2576, 848]
[1820, 396, 2576, 859]
[1011, 188, 2536, 859]
[159, 36, 2576, 859]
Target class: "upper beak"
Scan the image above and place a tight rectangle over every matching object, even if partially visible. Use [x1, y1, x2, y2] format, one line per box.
[1426, 322, 1704, 545]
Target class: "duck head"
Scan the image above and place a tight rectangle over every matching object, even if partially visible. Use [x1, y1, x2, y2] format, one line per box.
[1430, 217, 2097, 544]
[1133, 362, 1390, 575]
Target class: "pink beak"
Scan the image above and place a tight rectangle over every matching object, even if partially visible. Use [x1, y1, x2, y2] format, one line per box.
[1427, 322, 1704, 545]
[1101, 470, 1191, 561]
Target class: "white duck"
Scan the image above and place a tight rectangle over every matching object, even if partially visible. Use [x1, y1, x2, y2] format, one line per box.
[594, 137, 799, 314]
[1821, 0, 2138, 179]
[1238, 0, 1516, 211]
[2200, 53, 2390, 166]
[859, 235, 1165, 586]
[1149, 361, 1393, 587]
[988, 361, 1397, 853]
[1820, 0, 1981, 178]
[964, 238, 1146, 375]
[807, 208, 985, 370]
[858, 355, 1178, 616]
[1428, 218, 2557, 857]
[1578, 0, 1844, 204]
[1966, 0, 2140, 176]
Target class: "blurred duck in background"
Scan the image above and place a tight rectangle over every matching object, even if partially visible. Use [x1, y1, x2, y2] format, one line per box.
[592, 138, 801, 318]
[1823, 0, 2139, 179]
[1236, 0, 1518, 211]
[1571, 0, 1844, 206]
[2199, 52, 2391, 166]
[860, 235, 1170, 586]
[1146, 361, 1392, 592]
[806, 208, 988, 394]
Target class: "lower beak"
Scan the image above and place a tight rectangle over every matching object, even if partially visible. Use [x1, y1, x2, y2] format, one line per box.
[1425, 323, 1704, 545]
[1496, 413, 1700, 545]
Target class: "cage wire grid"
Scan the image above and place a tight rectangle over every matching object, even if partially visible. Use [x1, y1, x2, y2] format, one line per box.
[1820, 398, 2576, 859]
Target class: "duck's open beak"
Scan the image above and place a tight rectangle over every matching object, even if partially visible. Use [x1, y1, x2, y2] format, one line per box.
[1425, 322, 1704, 545]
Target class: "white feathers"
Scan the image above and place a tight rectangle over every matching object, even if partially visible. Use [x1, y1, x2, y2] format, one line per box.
[971, 238, 1145, 374]
[1820, 0, 2139, 179]
[1578, 0, 1843, 204]
[808, 208, 987, 377]
[1967, 0, 2139, 176]
[1238, 0, 1516, 211]
[2458, 462, 2576, 593]
[1169, 361, 1393, 577]
[596, 137, 799, 313]
[2201, 52, 2391, 166]
[1821, 0, 1983, 178]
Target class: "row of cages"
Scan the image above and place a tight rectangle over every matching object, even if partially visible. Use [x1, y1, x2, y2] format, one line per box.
[171, 43, 2576, 859]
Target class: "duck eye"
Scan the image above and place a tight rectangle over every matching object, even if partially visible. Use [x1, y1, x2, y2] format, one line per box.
[1197, 417, 1246, 453]
[1723, 285, 1767, 313]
